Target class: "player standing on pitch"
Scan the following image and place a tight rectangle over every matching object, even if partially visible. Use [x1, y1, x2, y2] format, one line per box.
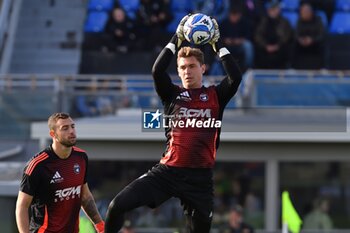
[15, 113, 105, 233]
[105, 15, 242, 233]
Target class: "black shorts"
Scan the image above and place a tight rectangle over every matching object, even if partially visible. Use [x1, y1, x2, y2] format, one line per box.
[121, 163, 214, 218]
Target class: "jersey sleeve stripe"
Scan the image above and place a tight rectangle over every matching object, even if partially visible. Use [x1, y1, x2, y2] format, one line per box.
[25, 152, 48, 175]
[38, 205, 48, 233]
[25, 153, 49, 175]
[26, 152, 47, 171]
[73, 146, 86, 153]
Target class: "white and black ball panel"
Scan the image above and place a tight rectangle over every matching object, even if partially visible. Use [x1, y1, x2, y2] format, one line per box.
[183, 13, 214, 45]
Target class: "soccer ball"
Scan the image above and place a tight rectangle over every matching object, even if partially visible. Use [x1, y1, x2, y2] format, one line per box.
[183, 13, 214, 45]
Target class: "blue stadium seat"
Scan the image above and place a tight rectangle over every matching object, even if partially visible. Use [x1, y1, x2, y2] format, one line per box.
[282, 11, 298, 28]
[336, 0, 350, 11]
[254, 74, 279, 79]
[170, 0, 193, 12]
[88, 0, 114, 11]
[126, 79, 153, 92]
[316, 10, 328, 27]
[284, 75, 308, 79]
[119, 0, 140, 19]
[84, 11, 109, 33]
[167, 12, 186, 33]
[313, 75, 338, 79]
[329, 12, 350, 34]
[281, 0, 300, 11]
[225, 98, 237, 109]
[256, 82, 350, 106]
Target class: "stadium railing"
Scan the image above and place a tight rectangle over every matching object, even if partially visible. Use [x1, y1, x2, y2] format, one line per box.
[1, 70, 350, 139]
[241, 69, 350, 107]
[0, 73, 237, 110]
[2, 70, 350, 108]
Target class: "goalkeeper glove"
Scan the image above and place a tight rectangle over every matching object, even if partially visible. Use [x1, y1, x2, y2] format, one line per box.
[209, 17, 221, 52]
[176, 14, 191, 48]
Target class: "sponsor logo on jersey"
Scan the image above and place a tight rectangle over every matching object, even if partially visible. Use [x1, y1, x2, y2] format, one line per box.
[50, 171, 64, 184]
[74, 164, 80, 174]
[200, 93, 208, 101]
[176, 91, 192, 101]
[178, 107, 211, 118]
[54, 185, 81, 202]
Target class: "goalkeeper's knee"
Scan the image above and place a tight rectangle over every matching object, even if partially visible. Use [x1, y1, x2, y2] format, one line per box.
[105, 192, 134, 232]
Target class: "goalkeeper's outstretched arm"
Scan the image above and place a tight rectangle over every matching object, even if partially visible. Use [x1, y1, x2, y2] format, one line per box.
[151, 35, 178, 102]
[209, 18, 242, 106]
[152, 15, 189, 102]
[215, 39, 242, 105]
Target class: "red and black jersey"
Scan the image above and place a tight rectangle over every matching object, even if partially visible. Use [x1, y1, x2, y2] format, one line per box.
[20, 145, 88, 233]
[160, 86, 220, 168]
[152, 46, 241, 168]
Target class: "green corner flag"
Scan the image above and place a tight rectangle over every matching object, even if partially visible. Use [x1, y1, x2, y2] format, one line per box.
[282, 191, 302, 233]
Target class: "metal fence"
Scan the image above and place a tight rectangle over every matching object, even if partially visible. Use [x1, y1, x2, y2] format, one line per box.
[1, 71, 350, 139]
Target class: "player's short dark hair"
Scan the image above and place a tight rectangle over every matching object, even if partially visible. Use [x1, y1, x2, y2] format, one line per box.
[48, 112, 71, 130]
[177, 47, 204, 65]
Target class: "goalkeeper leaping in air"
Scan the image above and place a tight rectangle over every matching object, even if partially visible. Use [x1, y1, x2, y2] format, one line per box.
[105, 15, 242, 233]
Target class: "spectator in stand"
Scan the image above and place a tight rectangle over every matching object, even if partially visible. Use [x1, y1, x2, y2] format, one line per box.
[243, 192, 263, 228]
[135, 0, 172, 51]
[220, 205, 254, 233]
[221, 6, 254, 70]
[105, 7, 136, 53]
[254, 0, 293, 69]
[303, 197, 333, 230]
[121, 220, 135, 233]
[301, 0, 335, 23]
[292, 2, 325, 69]
[229, 0, 269, 27]
[74, 79, 115, 117]
[193, 0, 230, 23]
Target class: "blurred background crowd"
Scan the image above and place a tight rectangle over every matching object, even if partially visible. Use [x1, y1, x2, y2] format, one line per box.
[83, 0, 345, 73]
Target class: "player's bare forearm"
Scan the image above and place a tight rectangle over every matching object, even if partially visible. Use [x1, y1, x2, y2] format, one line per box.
[82, 195, 102, 223]
[16, 191, 32, 233]
[81, 185, 103, 224]
[16, 207, 30, 233]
